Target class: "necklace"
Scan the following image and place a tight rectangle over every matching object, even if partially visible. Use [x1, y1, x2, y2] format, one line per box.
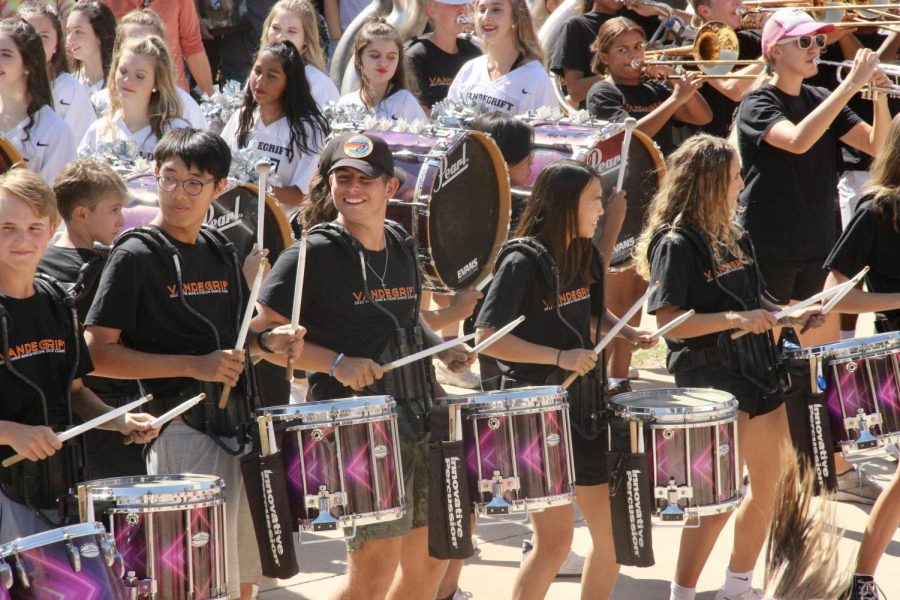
[365, 241, 389, 288]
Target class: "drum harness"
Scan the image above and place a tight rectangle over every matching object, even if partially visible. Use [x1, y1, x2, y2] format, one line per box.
[0, 274, 83, 525]
[115, 225, 259, 456]
[309, 221, 435, 435]
[493, 238, 608, 440]
[649, 223, 788, 397]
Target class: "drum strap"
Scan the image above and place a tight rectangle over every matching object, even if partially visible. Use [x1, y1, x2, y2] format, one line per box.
[113, 226, 257, 450]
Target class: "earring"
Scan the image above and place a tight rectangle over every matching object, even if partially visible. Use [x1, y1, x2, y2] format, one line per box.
[152, 88, 157, 93]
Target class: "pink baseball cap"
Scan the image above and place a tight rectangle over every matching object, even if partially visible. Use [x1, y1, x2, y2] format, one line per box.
[761, 8, 835, 58]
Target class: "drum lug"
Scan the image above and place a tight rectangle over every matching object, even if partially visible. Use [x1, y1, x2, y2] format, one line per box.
[124, 570, 156, 599]
[844, 409, 882, 450]
[479, 471, 520, 515]
[100, 534, 116, 567]
[14, 555, 29, 588]
[655, 478, 693, 521]
[0, 561, 11, 590]
[66, 539, 82, 573]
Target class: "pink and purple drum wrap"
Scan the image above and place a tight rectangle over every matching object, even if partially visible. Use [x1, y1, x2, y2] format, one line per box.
[825, 352, 900, 445]
[653, 421, 738, 507]
[0, 524, 125, 600]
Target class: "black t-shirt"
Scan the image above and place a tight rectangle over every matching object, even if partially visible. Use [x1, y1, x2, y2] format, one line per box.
[824, 197, 900, 321]
[85, 226, 247, 399]
[647, 227, 762, 353]
[697, 29, 762, 138]
[737, 83, 861, 264]
[0, 283, 93, 433]
[587, 79, 677, 154]
[406, 36, 482, 108]
[259, 224, 419, 400]
[475, 244, 604, 384]
[38, 245, 106, 321]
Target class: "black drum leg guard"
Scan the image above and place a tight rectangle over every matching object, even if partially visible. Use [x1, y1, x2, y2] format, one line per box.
[240, 452, 300, 579]
[427, 405, 474, 560]
[783, 373, 837, 494]
[606, 452, 655, 567]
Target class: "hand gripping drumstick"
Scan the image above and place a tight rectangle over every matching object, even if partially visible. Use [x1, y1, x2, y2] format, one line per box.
[255, 160, 273, 251]
[123, 393, 205, 445]
[3, 394, 153, 467]
[286, 229, 308, 382]
[219, 267, 265, 409]
[615, 118, 638, 194]
[562, 282, 659, 389]
[729, 267, 868, 340]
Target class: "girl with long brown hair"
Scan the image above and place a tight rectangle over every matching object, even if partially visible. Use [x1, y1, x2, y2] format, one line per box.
[635, 133, 822, 600]
[476, 159, 653, 599]
[65, 0, 116, 95]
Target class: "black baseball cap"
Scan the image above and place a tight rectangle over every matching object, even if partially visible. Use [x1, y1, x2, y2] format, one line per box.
[328, 133, 405, 183]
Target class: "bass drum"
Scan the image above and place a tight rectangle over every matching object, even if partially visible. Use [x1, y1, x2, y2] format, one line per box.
[120, 178, 294, 263]
[334, 127, 511, 293]
[518, 119, 664, 268]
[0, 136, 24, 173]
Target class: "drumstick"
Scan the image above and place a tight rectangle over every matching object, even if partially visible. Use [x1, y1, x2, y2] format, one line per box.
[614, 118, 637, 193]
[649, 310, 695, 339]
[255, 160, 273, 251]
[562, 282, 659, 389]
[475, 273, 493, 292]
[729, 272, 865, 340]
[820, 266, 870, 315]
[286, 229, 308, 382]
[3, 394, 152, 467]
[468, 316, 526, 355]
[123, 393, 205, 444]
[219, 267, 265, 409]
[381, 333, 477, 372]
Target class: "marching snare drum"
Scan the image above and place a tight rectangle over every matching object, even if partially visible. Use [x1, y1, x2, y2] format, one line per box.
[438, 386, 576, 515]
[120, 179, 294, 263]
[788, 332, 900, 454]
[336, 128, 511, 293]
[260, 397, 406, 535]
[0, 522, 125, 599]
[77, 475, 228, 600]
[518, 119, 665, 268]
[609, 388, 741, 520]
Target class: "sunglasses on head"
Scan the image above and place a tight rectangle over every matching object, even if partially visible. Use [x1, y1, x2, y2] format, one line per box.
[777, 33, 827, 50]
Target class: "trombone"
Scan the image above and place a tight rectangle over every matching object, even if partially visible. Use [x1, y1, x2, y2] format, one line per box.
[737, 0, 900, 27]
[632, 58, 762, 79]
[815, 58, 900, 96]
[644, 22, 763, 75]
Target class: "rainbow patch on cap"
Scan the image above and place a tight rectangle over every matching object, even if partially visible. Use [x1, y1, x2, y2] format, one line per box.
[344, 135, 374, 158]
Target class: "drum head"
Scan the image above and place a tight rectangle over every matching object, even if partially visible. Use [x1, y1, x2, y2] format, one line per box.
[610, 387, 737, 423]
[261, 395, 396, 423]
[209, 184, 294, 263]
[79, 474, 225, 508]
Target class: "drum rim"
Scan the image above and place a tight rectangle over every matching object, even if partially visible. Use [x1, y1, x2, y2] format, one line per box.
[260, 396, 397, 421]
[788, 331, 900, 361]
[223, 182, 295, 252]
[0, 522, 106, 556]
[78, 473, 226, 504]
[437, 385, 565, 406]
[609, 387, 739, 420]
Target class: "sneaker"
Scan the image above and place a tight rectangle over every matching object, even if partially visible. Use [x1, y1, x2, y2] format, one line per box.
[521, 539, 584, 578]
[848, 575, 882, 600]
[834, 467, 883, 506]
[628, 366, 640, 380]
[714, 588, 764, 600]
[434, 360, 480, 390]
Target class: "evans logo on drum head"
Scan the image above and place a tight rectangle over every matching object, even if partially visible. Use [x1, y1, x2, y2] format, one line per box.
[344, 135, 374, 158]
[373, 445, 388, 459]
[79, 543, 100, 558]
[191, 532, 210, 548]
[546, 433, 561, 447]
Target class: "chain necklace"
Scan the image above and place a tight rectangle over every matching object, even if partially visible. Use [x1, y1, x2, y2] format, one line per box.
[364, 241, 389, 288]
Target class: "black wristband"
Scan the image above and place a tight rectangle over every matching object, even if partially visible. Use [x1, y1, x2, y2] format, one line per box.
[257, 328, 275, 354]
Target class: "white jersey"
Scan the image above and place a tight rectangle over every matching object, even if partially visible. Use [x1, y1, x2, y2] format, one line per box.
[78, 114, 191, 160]
[447, 56, 557, 115]
[220, 110, 324, 194]
[306, 65, 340, 108]
[337, 89, 427, 123]
[53, 73, 96, 144]
[1, 105, 75, 184]
[90, 87, 207, 129]
[75, 70, 104, 96]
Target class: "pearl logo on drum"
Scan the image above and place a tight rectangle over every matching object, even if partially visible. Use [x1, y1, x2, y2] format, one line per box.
[546, 433, 561, 447]
[207, 192, 245, 233]
[434, 142, 469, 194]
[79, 543, 100, 558]
[718, 444, 730, 456]
[373, 445, 389, 459]
[191, 532, 210, 548]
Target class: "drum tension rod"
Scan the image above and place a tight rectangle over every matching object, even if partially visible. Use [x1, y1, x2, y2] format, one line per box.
[0, 562, 11, 590]
[14, 554, 29, 588]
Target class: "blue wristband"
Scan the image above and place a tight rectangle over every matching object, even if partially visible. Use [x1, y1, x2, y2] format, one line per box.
[328, 353, 345, 377]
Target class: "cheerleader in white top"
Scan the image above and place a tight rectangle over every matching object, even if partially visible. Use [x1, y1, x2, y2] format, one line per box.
[447, 0, 557, 115]
[261, 0, 340, 109]
[78, 36, 188, 160]
[89, 9, 207, 128]
[221, 41, 329, 208]
[19, 3, 95, 144]
[0, 19, 75, 184]
[337, 18, 429, 123]
[65, 1, 116, 96]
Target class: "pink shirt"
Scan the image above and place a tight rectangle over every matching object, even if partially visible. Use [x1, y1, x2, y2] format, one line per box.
[102, 0, 205, 91]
